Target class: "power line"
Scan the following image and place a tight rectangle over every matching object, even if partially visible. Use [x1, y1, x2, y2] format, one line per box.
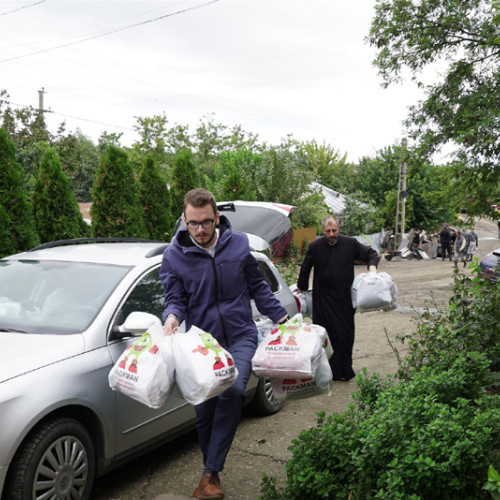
[0, 0, 220, 63]
[7, 99, 135, 133]
[0, 0, 46, 16]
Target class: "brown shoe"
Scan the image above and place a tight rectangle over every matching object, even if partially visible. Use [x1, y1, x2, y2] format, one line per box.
[192, 473, 225, 499]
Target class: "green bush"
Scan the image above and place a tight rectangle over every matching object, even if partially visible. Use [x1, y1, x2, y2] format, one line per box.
[392, 263, 500, 385]
[260, 266, 500, 499]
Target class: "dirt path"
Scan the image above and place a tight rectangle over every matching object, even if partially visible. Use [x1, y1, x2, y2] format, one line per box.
[92, 218, 499, 500]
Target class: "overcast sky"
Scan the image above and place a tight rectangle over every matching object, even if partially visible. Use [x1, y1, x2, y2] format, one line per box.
[1, 0, 424, 162]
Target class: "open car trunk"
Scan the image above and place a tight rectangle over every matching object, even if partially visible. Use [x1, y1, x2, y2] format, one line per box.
[174, 200, 296, 252]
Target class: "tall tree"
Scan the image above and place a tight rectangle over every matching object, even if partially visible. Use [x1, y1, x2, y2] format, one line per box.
[91, 145, 147, 238]
[97, 131, 123, 157]
[138, 156, 174, 241]
[32, 147, 89, 243]
[206, 150, 259, 202]
[341, 193, 384, 236]
[254, 142, 314, 205]
[170, 148, 201, 218]
[353, 145, 456, 231]
[54, 130, 99, 202]
[369, 0, 500, 218]
[129, 114, 170, 175]
[0, 204, 15, 257]
[0, 128, 39, 256]
[299, 140, 349, 190]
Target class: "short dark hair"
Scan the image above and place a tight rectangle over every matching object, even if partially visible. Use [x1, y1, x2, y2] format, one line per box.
[183, 188, 217, 215]
[321, 215, 339, 229]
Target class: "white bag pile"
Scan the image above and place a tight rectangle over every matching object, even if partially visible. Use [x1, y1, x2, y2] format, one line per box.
[270, 349, 332, 400]
[172, 326, 238, 406]
[108, 321, 175, 409]
[252, 314, 333, 399]
[351, 271, 398, 313]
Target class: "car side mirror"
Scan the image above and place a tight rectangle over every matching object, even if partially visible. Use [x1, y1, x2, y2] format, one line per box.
[112, 311, 162, 339]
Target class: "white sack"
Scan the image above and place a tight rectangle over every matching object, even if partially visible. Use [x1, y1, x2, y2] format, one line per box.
[307, 322, 333, 359]
[108, 321, 175, 409]
[271, 349, 332, 401]
[252, 315, 323, 379]
[351, 271, 398, 313]
[172, 326, 238, 406]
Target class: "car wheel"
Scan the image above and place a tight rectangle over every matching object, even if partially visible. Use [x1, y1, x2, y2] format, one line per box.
[249, 377, 284, 416]
[5, 417, 95, 500]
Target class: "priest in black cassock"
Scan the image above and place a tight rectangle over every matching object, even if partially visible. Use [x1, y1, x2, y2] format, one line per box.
[297, 215, 379, 381]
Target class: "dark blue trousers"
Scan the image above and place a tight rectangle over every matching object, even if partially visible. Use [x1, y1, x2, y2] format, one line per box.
[194, 335, 257, 472]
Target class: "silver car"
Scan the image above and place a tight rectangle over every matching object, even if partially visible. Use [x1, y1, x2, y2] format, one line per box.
[0, 202, 304, 500]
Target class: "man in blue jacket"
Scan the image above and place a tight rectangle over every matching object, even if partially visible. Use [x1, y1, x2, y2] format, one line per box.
[160, 188, 288, 500]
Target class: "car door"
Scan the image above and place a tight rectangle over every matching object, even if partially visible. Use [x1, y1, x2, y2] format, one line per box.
[107, 267, 195, 454]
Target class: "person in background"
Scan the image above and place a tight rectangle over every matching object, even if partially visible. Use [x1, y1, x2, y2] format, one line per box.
[440, 224, 452, 261]
[296, 215, 379, 382]
[160, 188, 289, 500]
[462, 228, 472, 258]
[453, 230, 467, 268]
[411, 228, 420, 253]
[466, 228, 478, 262]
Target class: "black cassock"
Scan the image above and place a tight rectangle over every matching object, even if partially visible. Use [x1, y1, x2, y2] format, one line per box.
[297, 235, 379, 381]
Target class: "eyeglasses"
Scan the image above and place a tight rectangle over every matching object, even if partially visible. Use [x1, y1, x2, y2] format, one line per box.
[185, 219, 215, 230]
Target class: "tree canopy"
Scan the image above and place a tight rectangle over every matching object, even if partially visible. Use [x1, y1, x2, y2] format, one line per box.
[369, 0, 500, 218]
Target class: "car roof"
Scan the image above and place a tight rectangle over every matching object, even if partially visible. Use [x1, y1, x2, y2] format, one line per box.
[7, 239, 168, 266]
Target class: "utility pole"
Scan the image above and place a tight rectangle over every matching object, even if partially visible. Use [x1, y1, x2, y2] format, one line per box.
[37, 87, 52, 115]
[38, 87, 46, 114]
[394, 138, 408, 248]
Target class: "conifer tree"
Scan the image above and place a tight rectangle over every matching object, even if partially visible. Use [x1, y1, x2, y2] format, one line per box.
[0, 204, 15, 257]
[91, 145, 147, 238]
[32, 147, 90, 243]
[138, 156, 174, 241]
[170, 148, 201, 218]
[0, 128, 39, 256]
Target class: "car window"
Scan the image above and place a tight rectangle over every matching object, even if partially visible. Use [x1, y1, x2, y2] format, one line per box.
[117, 267, 165, 324]
[257, 259, 279, 293]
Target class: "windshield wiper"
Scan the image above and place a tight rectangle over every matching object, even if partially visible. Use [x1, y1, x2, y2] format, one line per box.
[0, 327, 29, 333]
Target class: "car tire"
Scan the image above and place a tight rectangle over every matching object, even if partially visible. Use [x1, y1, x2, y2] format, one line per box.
[249, 377, 284, 416]
[5, 417, 95, 500]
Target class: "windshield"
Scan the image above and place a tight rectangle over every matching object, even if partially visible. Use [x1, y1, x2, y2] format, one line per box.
[0, 259, 130, 334]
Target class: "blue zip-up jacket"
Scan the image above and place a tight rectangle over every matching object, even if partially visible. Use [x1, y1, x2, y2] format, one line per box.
[160, 216, 287, 348]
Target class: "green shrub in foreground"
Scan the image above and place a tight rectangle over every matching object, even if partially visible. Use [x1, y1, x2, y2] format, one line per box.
[260, 269, 500, 499]
[261, 367, 500, 500]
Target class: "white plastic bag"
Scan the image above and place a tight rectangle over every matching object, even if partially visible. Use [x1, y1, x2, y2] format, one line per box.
[255, 317, 278, 344]
[108, 322, 175, 409]
[307, 322, 333, 359]
[172, 326, 238, 406]
[351, 271, 398, 313]
[271, 349, 332, 400]
[252, 315, 323, 379]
